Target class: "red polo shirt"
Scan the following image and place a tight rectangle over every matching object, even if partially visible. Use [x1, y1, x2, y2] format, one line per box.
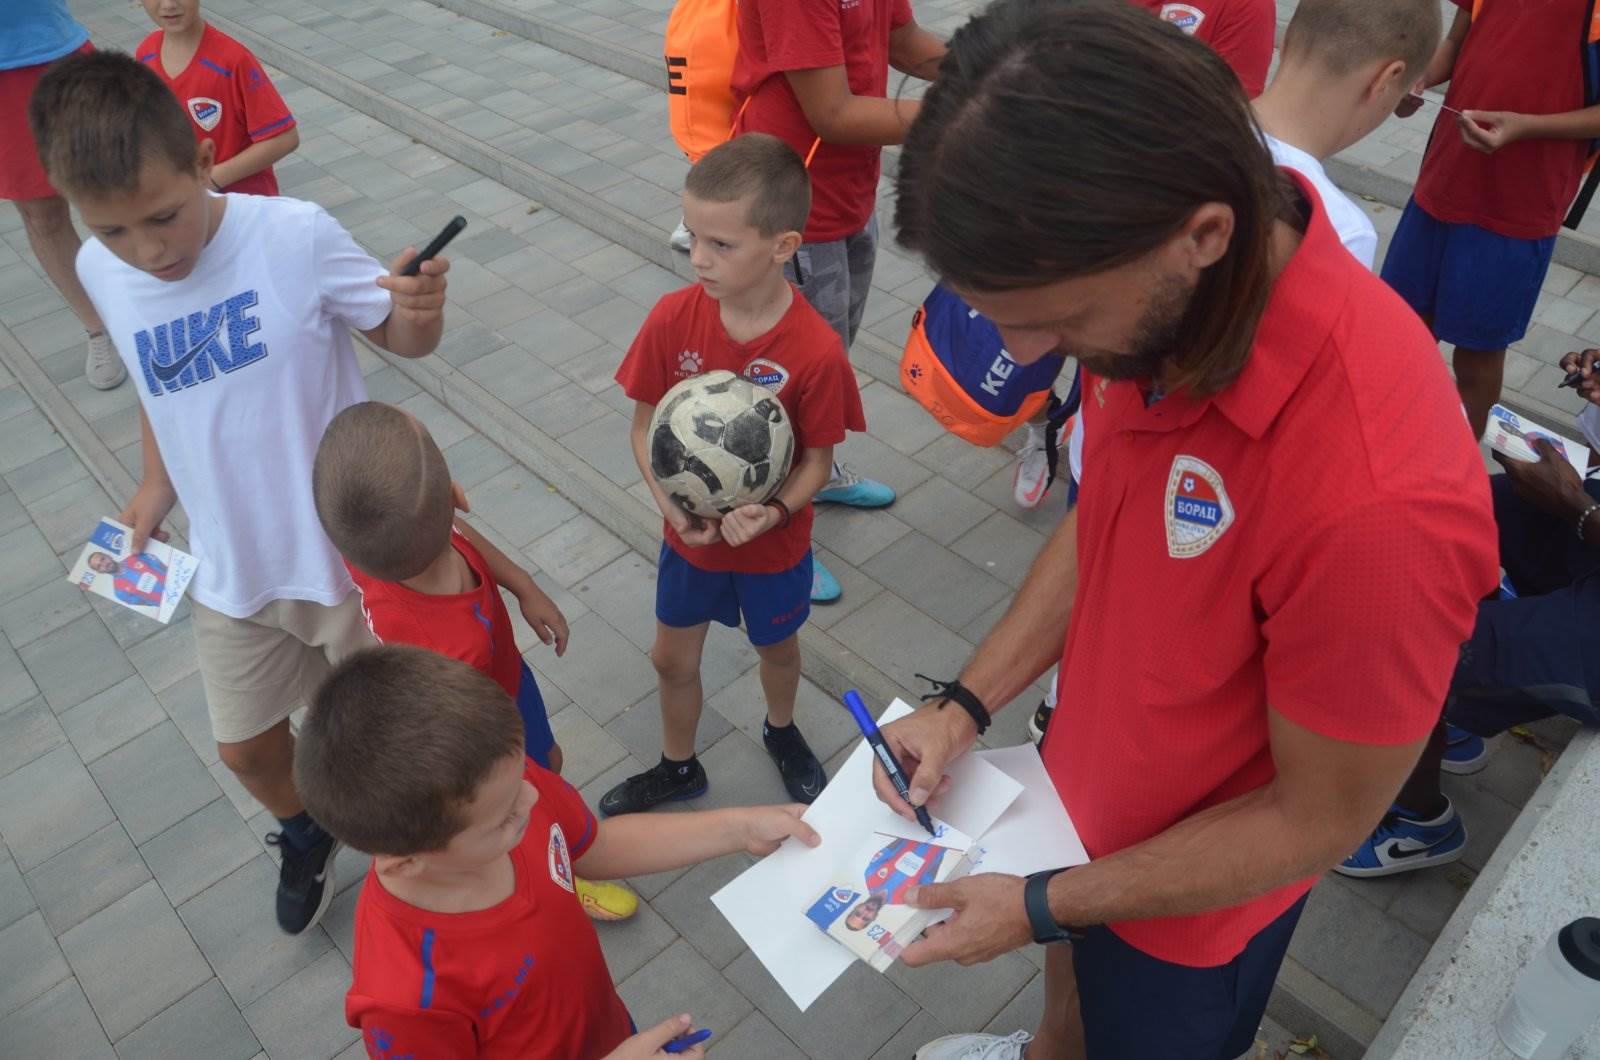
[1131, 0, 1274, 97]
[1043, 171, 1498, 966]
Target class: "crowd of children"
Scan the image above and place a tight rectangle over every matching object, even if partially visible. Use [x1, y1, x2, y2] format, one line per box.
[10, 0, 1600, 1053]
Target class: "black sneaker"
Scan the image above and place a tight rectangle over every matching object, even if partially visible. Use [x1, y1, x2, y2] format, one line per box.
[265, 830, 340, 935]
[598, 758, 708, 816]
[1027, 701, 1054, 746]
[763, 723, 826, 803]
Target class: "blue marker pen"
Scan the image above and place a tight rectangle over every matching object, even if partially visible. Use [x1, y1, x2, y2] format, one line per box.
[663, 1028, 713, 1053]
[844, 689, 937, 836]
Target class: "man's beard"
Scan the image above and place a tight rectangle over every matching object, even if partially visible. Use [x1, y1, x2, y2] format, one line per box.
[1066, 273, 1192, 382]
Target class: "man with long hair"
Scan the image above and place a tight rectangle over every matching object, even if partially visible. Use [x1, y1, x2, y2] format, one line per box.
[866, 2, 1499, 1057]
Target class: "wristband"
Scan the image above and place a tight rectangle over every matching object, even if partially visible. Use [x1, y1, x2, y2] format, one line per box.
[1579, 502, 1600, 542]
[1025, 868, 1085, 945]
[914, 673, 990, 736]
[765, 497, 791, 528]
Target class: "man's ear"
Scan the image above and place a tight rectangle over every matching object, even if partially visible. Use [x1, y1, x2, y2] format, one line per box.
[374, 852, 425, 879]
[773, 230, 803, 266]
[1177, 202, 1235, 272]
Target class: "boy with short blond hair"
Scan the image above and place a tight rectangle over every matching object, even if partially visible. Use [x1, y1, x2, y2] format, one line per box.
[313, 401, 638, 921]
[604, 133, 866, 815]
[298, 645, 816, 1058]
[29, 50, 448, 936]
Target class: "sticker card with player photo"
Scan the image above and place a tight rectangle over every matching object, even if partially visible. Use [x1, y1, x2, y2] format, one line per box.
[67, 517, 199, 624]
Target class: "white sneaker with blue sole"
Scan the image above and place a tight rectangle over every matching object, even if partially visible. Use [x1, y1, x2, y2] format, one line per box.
[1334, 800, 1466, 878]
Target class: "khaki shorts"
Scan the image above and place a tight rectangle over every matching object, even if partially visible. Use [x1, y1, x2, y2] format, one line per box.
[190, 594, 376, 744]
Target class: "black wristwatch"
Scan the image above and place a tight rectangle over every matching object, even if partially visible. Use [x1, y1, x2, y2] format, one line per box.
[1025, 868, 1085, 945]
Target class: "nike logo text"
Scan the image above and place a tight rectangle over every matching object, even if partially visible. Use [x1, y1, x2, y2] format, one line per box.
[134, 291, 268, 396]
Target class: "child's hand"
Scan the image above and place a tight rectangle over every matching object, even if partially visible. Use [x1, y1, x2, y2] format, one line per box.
[1561, 349, 1600, 407]
[518, 586, 569, 657]
[735, 804, 821, 856]
[719, 503, 780, 547]
[118, 478, 177, 553]
[376, 250, 449, 329]
[663, 501, 722, 547]
[1458, 110, 1527, 154]
[601, 1014, 706, 1059]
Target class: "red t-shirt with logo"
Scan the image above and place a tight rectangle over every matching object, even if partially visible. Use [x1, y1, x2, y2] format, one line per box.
[348, 528, 522, 699]
[1131, 0, 1274, 97]
[137, 23, 295, 197]
[616, 283, 866, 573]
[1413, 0, 1589, 240]
[731, 0, 913, 243]
[1044, 171, 1498, 967]
[346, 759, 631, 1060]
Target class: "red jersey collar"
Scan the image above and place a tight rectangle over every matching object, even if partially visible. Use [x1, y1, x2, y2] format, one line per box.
[1097, 167, 1350, 440]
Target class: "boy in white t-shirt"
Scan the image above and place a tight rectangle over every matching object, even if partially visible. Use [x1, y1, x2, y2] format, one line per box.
[1252, 0, 1442, 269]
[28, 51, 450, 935]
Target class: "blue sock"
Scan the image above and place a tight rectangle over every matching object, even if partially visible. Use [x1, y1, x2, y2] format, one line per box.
[276, 811, 326, 852]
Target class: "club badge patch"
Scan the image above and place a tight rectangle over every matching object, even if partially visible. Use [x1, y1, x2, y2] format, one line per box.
[1158, 3, 1205, 33]
[743, 358, 790, 394]
[187, 97, 222, 132]
[1164, 455, 1233, 558]
[547, 823, 574, 892]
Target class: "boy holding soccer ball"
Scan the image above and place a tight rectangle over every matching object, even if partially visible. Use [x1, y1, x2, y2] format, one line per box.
[604, 133, 865, 814]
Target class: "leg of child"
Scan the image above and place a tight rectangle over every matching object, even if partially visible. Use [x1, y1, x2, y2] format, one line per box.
[1452, 345, 1504, 440]
[755, 632, 801, 729]
[653, 620, 711, 761]
[217, 720, 300, 816]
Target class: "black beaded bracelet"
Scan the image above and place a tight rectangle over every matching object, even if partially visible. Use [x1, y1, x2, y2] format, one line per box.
[915, 673, 991, 735]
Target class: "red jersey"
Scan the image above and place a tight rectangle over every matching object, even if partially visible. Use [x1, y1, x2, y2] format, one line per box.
[1413, 0, 1589, 239]
[136, 23, 295, 197]
[617, 284, 865, 573]
[1132, 0, 1274, 97]
[349, 529, 522, 700]
[731, 0, 913, 242]
[1044, 171, 1498, 966]
[346, 760, 632, 1059]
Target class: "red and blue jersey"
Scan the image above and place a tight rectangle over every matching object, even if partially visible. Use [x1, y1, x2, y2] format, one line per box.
[862, 837, 948, 903]
[114, 553, 167, 607]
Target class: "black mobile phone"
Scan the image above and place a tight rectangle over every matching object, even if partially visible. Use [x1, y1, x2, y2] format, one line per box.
[400, 215, 467, 276]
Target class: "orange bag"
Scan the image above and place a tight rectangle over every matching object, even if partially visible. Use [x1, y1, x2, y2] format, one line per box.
[665, 0, 740, 162]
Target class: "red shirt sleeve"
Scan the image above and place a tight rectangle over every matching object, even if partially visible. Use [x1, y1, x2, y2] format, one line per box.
[350, 1004, 478, 1058]
[527, 761, 599, 858]
[794, 337, 865, 448]
[1202, 0, 1274, 97]
[891, 0, 913, 30]
[750, 0, 847, 72]
[615, 298, 679, 406]
[233, 46, 295, 143]
[1258, 495, 1495, 745]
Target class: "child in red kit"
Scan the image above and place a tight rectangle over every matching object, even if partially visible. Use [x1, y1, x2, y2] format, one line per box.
[601, 134, 866, 815]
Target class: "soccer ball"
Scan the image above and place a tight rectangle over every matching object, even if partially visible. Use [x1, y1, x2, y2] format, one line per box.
[648, 370, 795, 518]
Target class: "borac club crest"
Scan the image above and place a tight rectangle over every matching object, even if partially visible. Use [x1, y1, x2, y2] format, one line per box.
[1164, 455, 1233, 558]
[188, 97, 222, 132]
[742, 358, 790, 394]
[1159, 3, 1205, 33]
[547, 823, 574, 892]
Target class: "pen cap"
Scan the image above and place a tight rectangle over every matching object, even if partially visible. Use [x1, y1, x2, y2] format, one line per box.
[842, 689, 875, 730]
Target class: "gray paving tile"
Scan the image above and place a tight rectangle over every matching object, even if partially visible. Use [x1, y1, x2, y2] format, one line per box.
[433, 318, 509, 369]
[890, 475, 998, 548]
[89, 722, 221, 844]
[573, 550, 658, 651]
[805, 549, 886, 632]
[123, 617, 199, 694]
[60, 674, 166, 764]
[651, 853, 755, 971]
[18, 612, 134, 714]
[324, 883, 360, 965]
[618, 939, 753, 1039]
[0, 522, 61, 604]
[1445, 775, 1522, 873]
[466, 465, 579, 548]
[0, 635, 36, 718]
[59, 880, 211, 1041]
[950, 511, 1047, 591]
[525, 513, 631, 588]
[24, 823, 150, 936]
[692, 729, 792, 812]
[0, 408, 67, 476]
[912, 432, 1014, 493]
[0, 744, 114, 871]
[1385, 862, 1474, 940]
[705, 669, 859, 767]
[1289, 878, 1429, 1018]
[241, 950, 358, 1060]
[606, 693, 735, 766]
[179, 855, 334, 1008]
[520, 381, 614, 438]
[547, 705, 629, 790]
[725, 949, 919, 1060]
[832, 592, 973, 695]
[0, 488, 28, 537]
[887, 948, 1037, 1035]
[441, 432, 516, 492]
[461, 342, 568, 407]
[864, 532, 1011, 631]
[541, 612, 658, 725]
[22, 472, 115, 555]
[0, 576, 91, 649]
[0, 911, 70, 1020]
[0, 695, 65, 778]
[397, 389, 474, 452]
[80, 584, 170, 651]
[812, 504, 912, 566]
[114, 978, 261, 1060]
[0, 977, 113, 1059]
[0, 844, 33, 932]
[709, 1011, 808, 1059]
[158, 670, 220, 768]
[589, 887, 679, 983]
[141, 798, 261, 907]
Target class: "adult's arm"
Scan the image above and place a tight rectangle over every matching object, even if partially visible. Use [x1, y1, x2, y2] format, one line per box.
[888, 20, 946, 80]
[784, 65, 921, 146]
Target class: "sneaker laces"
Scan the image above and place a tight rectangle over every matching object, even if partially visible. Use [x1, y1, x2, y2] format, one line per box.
[827, 462, 863, 489]
[958, 1031, 1034, 1059]
[87, 332, 119, 371]
[1017, 423, 1045, 457]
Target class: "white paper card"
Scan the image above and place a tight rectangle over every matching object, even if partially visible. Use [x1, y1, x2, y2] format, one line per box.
[1486, 404, 1589, 479]
[66, 517, 198, 624]
[711, 698, 1026, 1011]
[967, 744, 1088, 878]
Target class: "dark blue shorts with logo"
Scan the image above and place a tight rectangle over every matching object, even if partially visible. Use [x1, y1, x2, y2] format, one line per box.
[655, 542, 811, 647]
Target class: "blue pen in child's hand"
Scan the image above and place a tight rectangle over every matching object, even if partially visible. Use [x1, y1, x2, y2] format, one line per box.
[663, 1028, 713, 1053]
[843, 689, 938, 836]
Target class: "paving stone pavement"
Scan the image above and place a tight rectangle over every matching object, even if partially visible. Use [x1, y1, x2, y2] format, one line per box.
[0, 0, 1586, 1056]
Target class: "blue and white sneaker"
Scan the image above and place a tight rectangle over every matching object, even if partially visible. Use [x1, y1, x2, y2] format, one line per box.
[1442, 723, 1492, 775]
[811, 559, 842, 603]
[1334, 801, 1466, 878]
[815, 463, 896, 508]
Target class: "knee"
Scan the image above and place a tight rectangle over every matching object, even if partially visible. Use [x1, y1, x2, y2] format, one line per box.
[757, 635, 800, 670]
[217, 733, 291, 778]
[16, 196, 70, 235]
[650, 642, 698, 686]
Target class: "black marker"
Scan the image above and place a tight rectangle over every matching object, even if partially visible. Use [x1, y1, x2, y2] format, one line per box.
[400, 215, 467, 277]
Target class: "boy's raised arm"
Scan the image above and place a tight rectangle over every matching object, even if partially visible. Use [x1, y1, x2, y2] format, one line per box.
[575, 805, 820, 880]
[362, 252, 449, 359]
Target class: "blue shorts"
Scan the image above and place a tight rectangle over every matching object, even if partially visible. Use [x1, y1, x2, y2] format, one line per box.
[655, 542, 811, 647]
[1380, 199, 1556, 350]
[515, 659, 556, 769]
[1071, 894, 1307, 1059]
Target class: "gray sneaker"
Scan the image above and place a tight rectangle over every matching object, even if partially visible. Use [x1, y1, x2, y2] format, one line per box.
[669, 219, 692, 253]
[916, 1031, 1033, 1059]
[84, 332, 126, 390]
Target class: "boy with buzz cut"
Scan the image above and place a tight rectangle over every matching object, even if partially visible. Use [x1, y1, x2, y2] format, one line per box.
[298, 644, 816, 1059]
[29, 51, 448, 936]
[604, 133, 865, 815]
[1252, 0, 1441, 269]
[137, 0, 298, 196]
[312, 400, 639, 922]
